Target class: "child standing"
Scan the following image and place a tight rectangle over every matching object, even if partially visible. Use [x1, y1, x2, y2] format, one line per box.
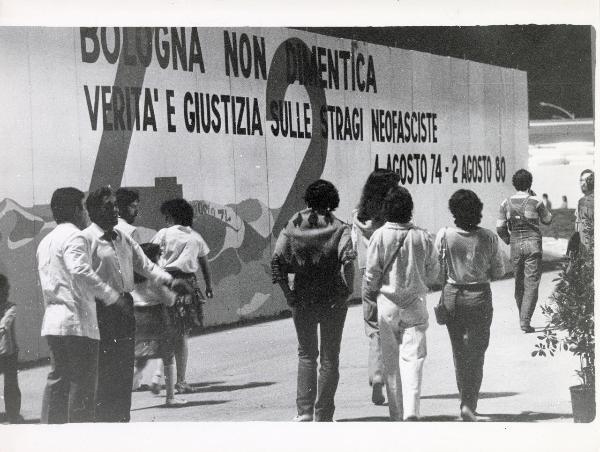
[132, 244, 187, 407]
[151, 198, 214, 394]
[0, 274, 22, 423]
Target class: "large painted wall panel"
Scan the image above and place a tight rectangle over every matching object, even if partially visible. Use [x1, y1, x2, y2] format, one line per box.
[0, 27, 528, 361]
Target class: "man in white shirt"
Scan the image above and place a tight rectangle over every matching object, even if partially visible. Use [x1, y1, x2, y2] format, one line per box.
[79, 186, 190, 422]
[38, 187, 126, 423]
[115, 188, 141, 243]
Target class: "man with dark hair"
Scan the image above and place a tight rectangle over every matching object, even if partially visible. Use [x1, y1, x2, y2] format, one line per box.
[0, 274, 22, 423]
[77, 186, 190, 422]
[38, 187, 102, 423]
[497, 169, 552, 333]
[576, 169, 594, 252]
[115, 188, 141, 243]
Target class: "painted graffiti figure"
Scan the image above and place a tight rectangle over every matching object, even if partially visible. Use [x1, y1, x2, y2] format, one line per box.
[271, 180, 355, 422]
[496, 169, 552, 333]
[351, 169, 400, 406]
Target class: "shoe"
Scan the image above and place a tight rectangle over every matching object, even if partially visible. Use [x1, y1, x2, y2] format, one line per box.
[165, 397, 188, 407]
[460, 405, 477, 422]
[404, 415, 419, 422]
[150, 382, 162, 395]
[293, 414, 313, 422]
[521, 325, 535, 334]
[371, 382, 385, 406]
[174, 382, 195, 394]
[7, 414, 24, 424]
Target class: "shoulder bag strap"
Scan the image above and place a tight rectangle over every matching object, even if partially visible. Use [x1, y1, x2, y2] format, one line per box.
[381, 227, 412, 276]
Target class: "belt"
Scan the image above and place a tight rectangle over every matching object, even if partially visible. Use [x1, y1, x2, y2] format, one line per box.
[448, 282, 490, 291]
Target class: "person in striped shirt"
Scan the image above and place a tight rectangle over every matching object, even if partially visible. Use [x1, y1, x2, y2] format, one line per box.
[496, 169, 552, 333]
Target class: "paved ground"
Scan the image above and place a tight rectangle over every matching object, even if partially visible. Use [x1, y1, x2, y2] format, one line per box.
[4, 269, 580, 425]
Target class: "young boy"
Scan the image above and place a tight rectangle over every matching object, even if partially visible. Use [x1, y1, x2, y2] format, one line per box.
[0, 274, 22, 423]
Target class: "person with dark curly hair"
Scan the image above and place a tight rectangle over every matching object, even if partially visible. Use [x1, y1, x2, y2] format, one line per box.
[496, 169, 552, 333]
[351, 169, 400, 406]
[438, 189, 506, 421]
[115, 188, 141, 243]
[271, 179, 355, 422]
[150, 198, 214, 395]
[362, 186, 438, 421]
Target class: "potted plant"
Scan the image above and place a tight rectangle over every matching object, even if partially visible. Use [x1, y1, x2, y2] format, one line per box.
[532, 250, 595, 423]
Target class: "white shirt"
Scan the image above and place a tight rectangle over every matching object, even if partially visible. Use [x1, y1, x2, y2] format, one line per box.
[362, 222, 439, 327]
[37, 223, 104, 339]
[78, 223, 173, 297]
[115, 217, 141, 243]
[152, 225, 210, 273]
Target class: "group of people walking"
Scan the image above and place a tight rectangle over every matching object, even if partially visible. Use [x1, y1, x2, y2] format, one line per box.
[273, 168, 593, 422]
[0, 167, 593, 424]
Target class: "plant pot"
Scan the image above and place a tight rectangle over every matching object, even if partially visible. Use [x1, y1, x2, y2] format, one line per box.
[570, 384, 596, 423]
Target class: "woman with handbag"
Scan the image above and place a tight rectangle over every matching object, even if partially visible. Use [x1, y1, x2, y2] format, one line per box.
[271, 179, 355, 422]
[362, 186, 438, 421]
[351, 169, 400, 406]
[435, 189, 506, 421]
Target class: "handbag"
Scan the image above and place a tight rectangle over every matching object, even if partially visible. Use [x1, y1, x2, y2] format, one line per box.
[434, 228, 451, 325]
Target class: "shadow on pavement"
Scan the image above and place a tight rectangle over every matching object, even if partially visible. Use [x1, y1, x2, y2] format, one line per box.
[131, 400, 229, 411]
[421, 391, 518, 400]
[190, 381, 226, 388]
[475, 411, 572, 422]
[336, 416, 391, 422]
[419, 415, 459, 422]
[0, 414, 40, 424]
[191, 381, 276, 393]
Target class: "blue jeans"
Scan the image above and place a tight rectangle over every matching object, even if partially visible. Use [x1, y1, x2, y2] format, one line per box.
[510, 238, 542, 327]
[292, 303, 347, 421]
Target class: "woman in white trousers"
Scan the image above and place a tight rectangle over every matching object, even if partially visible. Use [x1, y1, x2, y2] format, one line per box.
[362, 186, 438, 421]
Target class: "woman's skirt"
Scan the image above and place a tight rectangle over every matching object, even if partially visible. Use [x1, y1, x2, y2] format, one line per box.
[166, 270, 206, 336]
[134, 304, 175, 360]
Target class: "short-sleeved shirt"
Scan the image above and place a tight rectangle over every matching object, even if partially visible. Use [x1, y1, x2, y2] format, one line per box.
[152, 225, 210, 274]
[496, 192, 552, 242]
[436, 226, 506, 285]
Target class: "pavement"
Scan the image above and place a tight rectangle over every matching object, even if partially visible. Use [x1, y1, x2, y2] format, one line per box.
[3, 269, 581, 424]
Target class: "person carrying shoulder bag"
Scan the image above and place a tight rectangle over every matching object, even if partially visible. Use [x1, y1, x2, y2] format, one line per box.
[436, 189, 506, 422]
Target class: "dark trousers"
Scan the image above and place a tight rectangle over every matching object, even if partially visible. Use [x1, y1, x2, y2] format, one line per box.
[0, 353, 21, 422]
[292, 303, 347, 422]
[41, 336, 98, 423]
[511, 238, 542, 327]
[446, 301, 493, 412]
[96, 337, 135, 422]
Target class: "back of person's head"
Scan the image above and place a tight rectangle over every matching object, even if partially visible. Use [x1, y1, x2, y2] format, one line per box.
[357, 169, 400, 222]
[512, 169, 533, 191]
[449, 189, 483, 231]
[50, 187, 85, 224]
[160, 198, 194, 226]
[116, 188, 139, 212]
[304, 179, 340, 212]
[382, 186, 413, 223]
[85, 186, 113, 224]
[542, 193, 548, 199]
[581, 169, 594, 193]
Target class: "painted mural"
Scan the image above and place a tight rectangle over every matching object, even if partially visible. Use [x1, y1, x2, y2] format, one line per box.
[0, 27, 528, 361]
